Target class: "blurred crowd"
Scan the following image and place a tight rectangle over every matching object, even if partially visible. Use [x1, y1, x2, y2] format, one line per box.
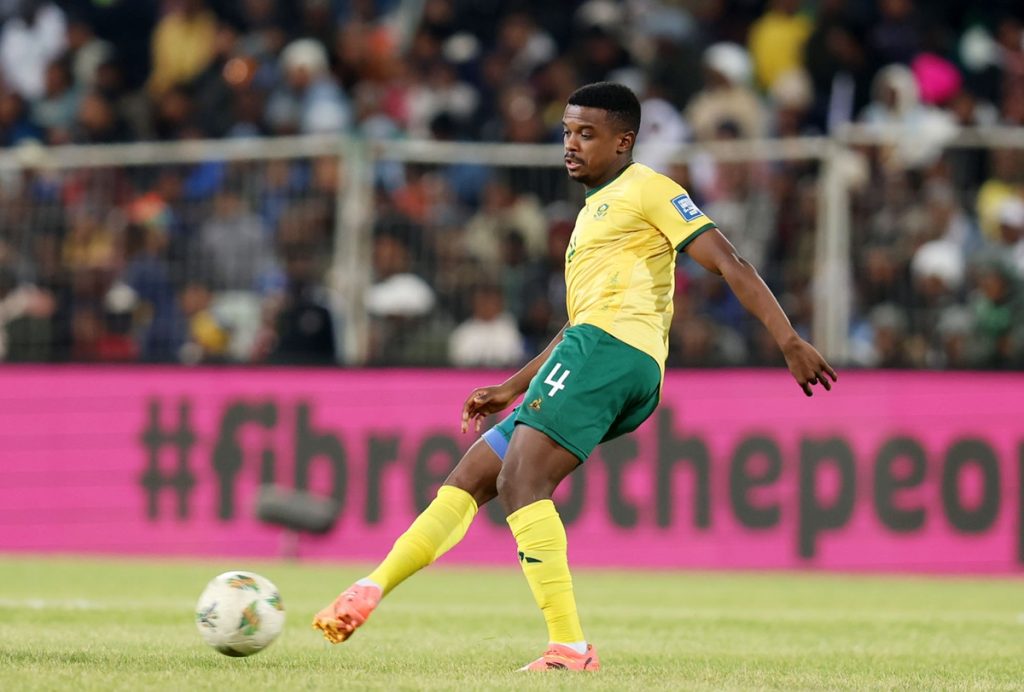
[0, 0, 1022, 368]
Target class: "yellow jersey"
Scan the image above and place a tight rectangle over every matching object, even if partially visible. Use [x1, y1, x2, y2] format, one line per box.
[565, 162, 715, 373]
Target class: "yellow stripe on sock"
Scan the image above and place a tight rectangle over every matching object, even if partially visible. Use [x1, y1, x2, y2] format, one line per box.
[507, 499, 586, 644]
[367, 485, 477, 595]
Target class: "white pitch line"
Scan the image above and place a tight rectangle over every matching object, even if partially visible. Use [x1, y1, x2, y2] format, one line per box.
[0, 598, 107, 610]
[0, 598, 190, 611]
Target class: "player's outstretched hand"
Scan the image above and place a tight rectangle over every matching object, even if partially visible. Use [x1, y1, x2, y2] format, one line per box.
[461, 383, 518, 433]
[782, 337, 838, 397]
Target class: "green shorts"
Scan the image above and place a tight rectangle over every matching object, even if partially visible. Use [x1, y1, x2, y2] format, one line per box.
[482, 323, 661, 463]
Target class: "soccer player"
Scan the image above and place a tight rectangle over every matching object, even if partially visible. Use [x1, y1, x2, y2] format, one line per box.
[313, 82, 837, 671]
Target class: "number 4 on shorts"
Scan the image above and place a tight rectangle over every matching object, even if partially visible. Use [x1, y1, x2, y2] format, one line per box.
[544, 362, 570, 396]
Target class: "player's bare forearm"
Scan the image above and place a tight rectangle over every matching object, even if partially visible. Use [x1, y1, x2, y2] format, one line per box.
[718, 254, 797, 349]
[460, 322, 569, 432]
[685, 229, 836, 396]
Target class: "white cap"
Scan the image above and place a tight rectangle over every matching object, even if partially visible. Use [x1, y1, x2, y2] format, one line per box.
[998, 196, 1024, 228]
[105, 282, 139, 313]
[770, 68, 813, 109]
[365, 274, 436, 317]
[280, 38, 328, 75]
[704, 42, 752, 86]
[910, 240, 965, 288]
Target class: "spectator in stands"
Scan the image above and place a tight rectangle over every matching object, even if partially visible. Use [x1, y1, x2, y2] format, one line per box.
[430, 223, 484, 324]
[0, 265, 56, 361]
[295, 0, 334, 52]
[365, 232, 435, 317]
[860, 64, 922, 128]
[539, 218, 572, 323]
[152, 84, 198, 141]
[860, 63, 957, 169]
[767, 68, 817, 137]
[668, 313, 747, 367]
[62, 0, 158, 91]
[573, 22, 630, 87]
[448, 282, 525, 368]
[994, 196, 1024, 277]
[191, 186, 276, 292]
[254, 159, 299, 233]
[462, 178, 546, 270]
[634, 92, 689, 174]
[976, 149, 1024, 241]
[91, 54, 152, 141]
[803, 4, 872, 132]
[907, 238, 965, 343]
[62, 207, 115, 271]
[147, 0, 217, 96]
[865, 303, 911, 368]
[0, 89, 40, 146]
[495, 229, 546, 326]
[364, 231, 441, 365]
[64, 12, 113, 92]
[493, 11, 557, 83]
[405, 60, 478, 139]
[31, 57, 81, 144]
[73, 90, 129, 143]
[120, 221, 183, 362]
[970, 255, 1023, 369]
[945, 87, 1000, 203]
[923, 180, 978, 254]
[190, 22, 245, 139]
[483, 82, 549, 144]
[389, 164, 448, 227]
[637, 4, 702, 111]
[990, 15, 1024, 112]
[94, 280, 140, 361]
[265, 38, 350, 135]
[177, 278, 228, 364]
[933, 305, 976, 369]
[911, 54, 961, 109]
[856, 243, 912, 314]
[534, 58, 580, 136]
[869, 0, 923, 68]
[685, 42, 764, 141]
[0, 0, 66, 101]
[262, 233, 337, 366]
[700, 132, 777, 271]
[748, 0, 812, 91]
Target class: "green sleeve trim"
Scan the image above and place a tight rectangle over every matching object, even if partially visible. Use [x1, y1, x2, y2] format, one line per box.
[675, 222, 716, 252]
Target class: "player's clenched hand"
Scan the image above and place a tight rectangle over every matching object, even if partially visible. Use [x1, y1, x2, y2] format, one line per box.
[781, 337, 838, 397]
[461, 383, 518, 433]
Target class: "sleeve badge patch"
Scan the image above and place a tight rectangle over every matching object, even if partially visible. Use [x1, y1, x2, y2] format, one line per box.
[671, 193, 704, 222]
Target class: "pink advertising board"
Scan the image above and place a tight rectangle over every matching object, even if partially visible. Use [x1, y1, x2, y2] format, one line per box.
[0, 367, 1022, 573]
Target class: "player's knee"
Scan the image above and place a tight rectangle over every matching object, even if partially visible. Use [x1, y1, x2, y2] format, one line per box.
[495, 462, 513, 501]
[443, 440, 502, 506]
[495, 457, 523, 502]
[445, 470, 497, 507]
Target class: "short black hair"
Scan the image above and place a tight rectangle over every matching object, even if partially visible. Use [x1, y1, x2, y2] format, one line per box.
[567, 82, 642, 135]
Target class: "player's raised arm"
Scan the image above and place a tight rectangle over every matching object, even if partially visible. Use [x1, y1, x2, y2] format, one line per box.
[461, 322, 570, 432]
[684, 228, 837, 396]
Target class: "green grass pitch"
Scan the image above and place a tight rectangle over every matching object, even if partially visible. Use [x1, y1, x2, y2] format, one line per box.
[0, 556, 1022, 690]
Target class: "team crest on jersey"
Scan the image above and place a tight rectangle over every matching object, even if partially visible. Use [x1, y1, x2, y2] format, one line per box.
[593, 203, 609, 219]
[671, 193, 704, 222]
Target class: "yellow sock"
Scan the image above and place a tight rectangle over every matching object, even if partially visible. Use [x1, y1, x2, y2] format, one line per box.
[506, 499, 585, 644]
[366, 485, 477, 595]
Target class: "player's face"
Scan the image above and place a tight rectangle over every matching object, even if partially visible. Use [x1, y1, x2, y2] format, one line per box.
[562, 105, 633, 187]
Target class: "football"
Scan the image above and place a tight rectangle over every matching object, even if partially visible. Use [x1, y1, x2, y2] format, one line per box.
[194, 571, 286, 657]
